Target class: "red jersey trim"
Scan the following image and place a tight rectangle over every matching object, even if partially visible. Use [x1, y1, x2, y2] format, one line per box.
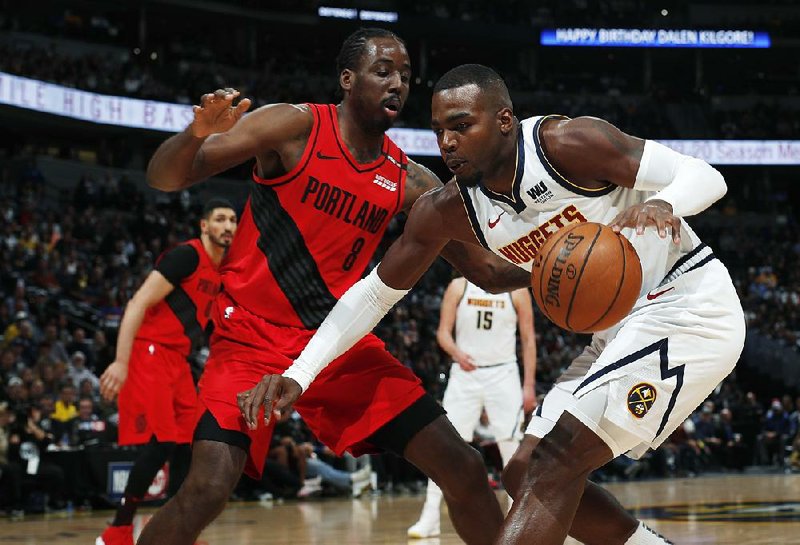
[252, 104, 321, 187]
[328, 105, 390, 173]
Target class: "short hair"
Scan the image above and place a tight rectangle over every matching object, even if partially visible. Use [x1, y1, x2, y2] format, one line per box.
[202, 197, 234, 219]
[336, 27, 405, 74]
[433, 64, 512, 108]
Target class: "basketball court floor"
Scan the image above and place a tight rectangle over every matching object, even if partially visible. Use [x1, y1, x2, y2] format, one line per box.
[2, 473, 798, 544]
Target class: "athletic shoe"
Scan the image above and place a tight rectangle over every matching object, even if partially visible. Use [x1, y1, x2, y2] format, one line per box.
[407, 512, 440, 538]
[297, 476, 323, 499]
[351, 465, 371, 498]
[96, 524, 134, 545]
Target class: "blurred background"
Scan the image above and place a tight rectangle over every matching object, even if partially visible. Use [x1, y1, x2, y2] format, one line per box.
[0, 0, 799, 514]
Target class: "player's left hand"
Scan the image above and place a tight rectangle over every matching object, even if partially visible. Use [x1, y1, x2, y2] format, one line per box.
[608, 199, 681, 244]
[237, 375, 302, 430]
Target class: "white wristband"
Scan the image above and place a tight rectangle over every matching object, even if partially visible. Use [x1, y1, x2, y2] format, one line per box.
[283, 267, 409, 392]
[635, 140, 727, 217]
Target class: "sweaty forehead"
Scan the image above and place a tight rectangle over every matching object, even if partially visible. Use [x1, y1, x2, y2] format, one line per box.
[431, 84, 487, 119]
[363, 38, 409, 65]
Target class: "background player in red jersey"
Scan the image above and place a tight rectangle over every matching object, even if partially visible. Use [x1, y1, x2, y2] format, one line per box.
[96, 198, 237, 545]
[137, 28, 529, 545]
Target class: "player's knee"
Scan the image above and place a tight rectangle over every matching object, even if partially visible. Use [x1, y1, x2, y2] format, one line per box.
[440, 445, 487, 499]
[530, 427, 609, 482]
[180, 466, 237, 514]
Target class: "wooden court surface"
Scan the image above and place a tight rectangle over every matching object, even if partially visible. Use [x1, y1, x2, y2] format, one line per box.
[2, 473, 799, 544]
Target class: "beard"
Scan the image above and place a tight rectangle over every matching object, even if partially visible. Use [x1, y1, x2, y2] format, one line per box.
[209, 233, 232, 248]
[352, 94, 397, 134]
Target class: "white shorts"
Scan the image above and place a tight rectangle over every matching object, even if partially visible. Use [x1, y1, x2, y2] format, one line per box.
[526, 257, 745, 459]
[443, 362, 524, 442]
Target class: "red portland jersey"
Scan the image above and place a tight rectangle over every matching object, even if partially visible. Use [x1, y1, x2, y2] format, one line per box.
[221, 103, 407, 329]
[137, 238, 221, 355]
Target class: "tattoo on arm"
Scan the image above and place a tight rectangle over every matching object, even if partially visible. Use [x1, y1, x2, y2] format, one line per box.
[403, 161, 445, 211]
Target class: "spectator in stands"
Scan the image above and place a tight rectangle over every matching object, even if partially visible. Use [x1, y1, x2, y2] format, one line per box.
[67, 351, 99, 390]
[694, 404, 723, 467]
[69, 397, 108, 448]
[51, 383, 78, 429]
[5, 377, 28, 415]
[42, 324, 69, 365]
[66, 328, 94, 369]
[0, 401, 24, 517]
[8, 402, 66, 511]
[761, 398, 792, 466]
[718, 408, 748, 471]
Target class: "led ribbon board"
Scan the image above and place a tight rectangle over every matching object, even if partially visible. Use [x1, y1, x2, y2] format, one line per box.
[541, 28, 770, 48]
[1, 72, 796, 164]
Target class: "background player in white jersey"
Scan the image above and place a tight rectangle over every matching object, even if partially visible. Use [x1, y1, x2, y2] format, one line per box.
[408, 278, 536, 538]
[249, 64, 744, 545]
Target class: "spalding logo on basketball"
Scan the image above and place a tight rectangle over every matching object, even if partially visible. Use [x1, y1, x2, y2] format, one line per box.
[531, 222, 642, 333]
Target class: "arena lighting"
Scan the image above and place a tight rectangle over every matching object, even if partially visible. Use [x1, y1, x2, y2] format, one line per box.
[541, 28, 771, 48]
[318, 7, 398, 22]
[1, 72, 798, 165]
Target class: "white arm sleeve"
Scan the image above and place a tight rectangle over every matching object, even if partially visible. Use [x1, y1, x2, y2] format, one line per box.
[634, 140, 727, 217]
[282, 267, 409, 392]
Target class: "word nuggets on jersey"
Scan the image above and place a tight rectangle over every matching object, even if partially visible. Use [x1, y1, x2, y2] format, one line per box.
[531, 222, 642, 333]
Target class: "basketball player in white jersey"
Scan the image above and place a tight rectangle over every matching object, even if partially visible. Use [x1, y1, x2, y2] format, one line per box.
[408, 278, 537, 538]
[248, 64, 745, 545]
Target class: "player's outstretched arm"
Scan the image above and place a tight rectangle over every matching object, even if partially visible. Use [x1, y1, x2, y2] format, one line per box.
[404, 161, 530, 292]
[238, 190, 453, 428]
[147, 90, 310, 191]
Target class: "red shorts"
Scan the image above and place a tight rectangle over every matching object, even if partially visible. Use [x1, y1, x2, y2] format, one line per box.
[118, 339, 199, 445]
[198, 292, 426, 479]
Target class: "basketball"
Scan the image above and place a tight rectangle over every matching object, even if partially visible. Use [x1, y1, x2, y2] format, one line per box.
[531, 222, 642, 333]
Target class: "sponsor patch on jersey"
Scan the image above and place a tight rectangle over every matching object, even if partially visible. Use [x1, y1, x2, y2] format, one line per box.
[372, 174, 398, 192]
[627, 383, 657, 418]
[526, 180, 554, 203]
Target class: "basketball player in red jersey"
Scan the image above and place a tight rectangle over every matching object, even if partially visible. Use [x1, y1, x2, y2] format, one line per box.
[137, 29, 528, 545]
[96, 198, 237, 545]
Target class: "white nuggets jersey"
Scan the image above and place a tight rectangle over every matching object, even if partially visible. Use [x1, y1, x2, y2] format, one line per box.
[458, 115, 712, 300]
[454, 281, 517, 366]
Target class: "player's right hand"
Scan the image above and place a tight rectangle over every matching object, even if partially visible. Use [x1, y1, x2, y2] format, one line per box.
[190, 88, 252, 138]
[456, 352, 477, 372]
[237, 374, 302, 430]
[100, 361, 128, 401]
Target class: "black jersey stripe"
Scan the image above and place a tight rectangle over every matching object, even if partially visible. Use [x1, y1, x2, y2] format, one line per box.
[477, 131, 527, 213]
[250, 180, 338, 329]
[457, 181, 490, 250]
[164, 286, 206, 352]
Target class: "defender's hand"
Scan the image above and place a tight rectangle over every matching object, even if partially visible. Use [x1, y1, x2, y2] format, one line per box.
[237, 375, 302, 430]
[100, 361, 129, 401]
[191, 88, 252, 138]
[609, 199, 681, 244]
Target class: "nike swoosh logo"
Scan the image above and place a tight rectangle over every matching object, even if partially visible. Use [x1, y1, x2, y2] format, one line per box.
[646, 287, 675, 300]
[488, 211, 506, 229]
[316, 151, 338, 160]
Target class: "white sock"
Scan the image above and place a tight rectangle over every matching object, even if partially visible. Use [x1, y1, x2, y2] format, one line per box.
[420, 479, 443, 519]
[624, 522, 673, 544]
